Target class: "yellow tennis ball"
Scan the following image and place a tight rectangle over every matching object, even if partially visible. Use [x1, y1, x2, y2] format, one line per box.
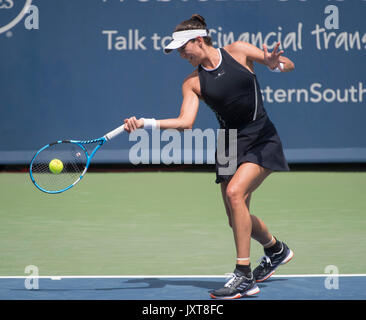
[49, 159, 63, 174]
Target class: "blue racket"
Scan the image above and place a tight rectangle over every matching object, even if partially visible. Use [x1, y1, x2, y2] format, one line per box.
[29, 124, 125, 194]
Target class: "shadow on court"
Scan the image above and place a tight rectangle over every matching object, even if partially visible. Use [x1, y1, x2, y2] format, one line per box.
[95, 278, 229, 291]
[8, 277, 288, 293]
[256, 277, 288, 289]
[9, 279, 224, 292]
[2, 276, 366, 300]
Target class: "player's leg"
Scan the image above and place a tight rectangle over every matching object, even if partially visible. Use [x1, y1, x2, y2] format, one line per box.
[238, 189, 294, 282]
[221, 181, 275, 246]
[248, 175, 294, 282]
[222, 170, 294, 283]
[242, 187, 295, 282]
[212, 162, 294, 299]
[224, 162, 272, 264]
[211, 162, 271, 299]
[220, 181, 233, 228]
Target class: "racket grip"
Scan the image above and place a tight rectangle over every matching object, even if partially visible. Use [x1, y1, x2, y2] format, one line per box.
[104, 124, 125, 141]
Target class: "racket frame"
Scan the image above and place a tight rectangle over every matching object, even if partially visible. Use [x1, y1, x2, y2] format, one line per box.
[29, 138, 106, 194]
[29, 123, 125, 194]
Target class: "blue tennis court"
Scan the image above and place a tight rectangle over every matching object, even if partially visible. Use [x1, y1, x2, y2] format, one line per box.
[1, 275, 365, 300]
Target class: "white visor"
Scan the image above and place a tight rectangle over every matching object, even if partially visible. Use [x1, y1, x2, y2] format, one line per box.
[164, 29, 208, 54]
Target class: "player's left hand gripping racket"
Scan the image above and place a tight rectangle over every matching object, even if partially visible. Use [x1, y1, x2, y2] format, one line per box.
[29, 124, 125, 194]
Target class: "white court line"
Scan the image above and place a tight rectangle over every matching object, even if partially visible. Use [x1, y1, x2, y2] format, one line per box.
[0, 274, 365, 279]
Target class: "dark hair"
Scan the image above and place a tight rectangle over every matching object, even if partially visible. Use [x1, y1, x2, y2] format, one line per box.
[174, 14, 213, 46]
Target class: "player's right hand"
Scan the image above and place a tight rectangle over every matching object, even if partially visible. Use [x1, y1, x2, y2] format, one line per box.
[124, 117, 144, 133]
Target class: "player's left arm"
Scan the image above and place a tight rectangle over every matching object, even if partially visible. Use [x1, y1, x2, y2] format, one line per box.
[233, 41, 295, 72]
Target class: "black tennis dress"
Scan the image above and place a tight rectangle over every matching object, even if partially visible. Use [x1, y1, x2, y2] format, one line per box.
[198, 48, 289, 184]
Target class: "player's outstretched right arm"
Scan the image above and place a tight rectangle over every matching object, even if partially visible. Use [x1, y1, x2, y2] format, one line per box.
[124, 73, 200, 133]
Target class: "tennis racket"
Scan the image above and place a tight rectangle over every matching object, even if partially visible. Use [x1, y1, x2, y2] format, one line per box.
[29, 124, 125, 194]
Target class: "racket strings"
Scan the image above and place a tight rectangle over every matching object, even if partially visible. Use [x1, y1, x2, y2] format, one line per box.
[30, 142, 88, 192]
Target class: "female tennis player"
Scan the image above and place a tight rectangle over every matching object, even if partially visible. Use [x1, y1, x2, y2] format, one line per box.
[124, 14, 294, 299]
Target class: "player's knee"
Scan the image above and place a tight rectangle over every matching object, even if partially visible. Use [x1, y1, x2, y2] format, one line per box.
[225, 186, 237, 203]
[226, 185, 250, 205]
